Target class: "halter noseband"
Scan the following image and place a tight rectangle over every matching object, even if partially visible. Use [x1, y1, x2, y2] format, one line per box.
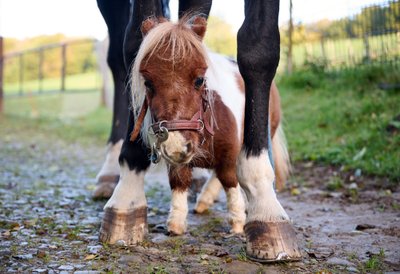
[149, 84, 214, 137]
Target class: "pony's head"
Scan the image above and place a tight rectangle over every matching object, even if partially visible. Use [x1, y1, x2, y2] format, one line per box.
[131, 16, 210, 166]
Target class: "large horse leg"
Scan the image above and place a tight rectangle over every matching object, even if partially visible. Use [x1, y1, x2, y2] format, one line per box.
[99, 0, 164, 245]
[236, 0, 301, 262]
[94, 0, 131, 199]
[166, 166, 192, 235]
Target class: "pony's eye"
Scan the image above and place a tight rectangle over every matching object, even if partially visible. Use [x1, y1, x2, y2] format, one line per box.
[144, 80, 155, 94]
[194, 77, 205, 90]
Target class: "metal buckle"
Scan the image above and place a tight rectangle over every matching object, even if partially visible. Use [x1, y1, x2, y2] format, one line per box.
[157, 120, 169, 142]
[197, 119, 204, 131]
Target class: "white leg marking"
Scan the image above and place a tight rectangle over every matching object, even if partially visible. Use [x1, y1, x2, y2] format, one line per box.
[167, 190, 188, 235]
[225, 185, 246, 233]
[104, 162, 147, 212]
[237, 150, 289, 222]
[96, 139, 123, 180]
[195, 172, 222, 213]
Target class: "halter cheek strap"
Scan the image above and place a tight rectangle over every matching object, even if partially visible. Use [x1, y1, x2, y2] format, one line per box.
[130, 98, 148, 142]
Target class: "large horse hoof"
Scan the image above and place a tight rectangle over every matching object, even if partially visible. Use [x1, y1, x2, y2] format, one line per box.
[92, 175, 119, 199]
[244, 221, 302, 263]
[99, 207, 148, 245]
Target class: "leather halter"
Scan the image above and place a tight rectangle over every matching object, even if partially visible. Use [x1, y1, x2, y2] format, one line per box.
[130, 81, 215, 142]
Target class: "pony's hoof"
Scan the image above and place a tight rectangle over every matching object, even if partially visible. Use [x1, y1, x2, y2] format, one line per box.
[167, 222, 186, 235]
[194, 201, 210, 214]
[99, 207, 147, 245]
[92, 175, 119, 199]
[244, 221, 302, 263]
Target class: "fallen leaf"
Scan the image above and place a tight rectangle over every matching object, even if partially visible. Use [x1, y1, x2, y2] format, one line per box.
[84, 254, 97, 260]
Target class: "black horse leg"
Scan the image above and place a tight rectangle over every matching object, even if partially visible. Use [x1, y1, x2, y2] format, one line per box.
[236, 0, 301, 262]
[94, 0, 131, 199]
[178, 0, 212, 18]
[99, 0, 164, 245]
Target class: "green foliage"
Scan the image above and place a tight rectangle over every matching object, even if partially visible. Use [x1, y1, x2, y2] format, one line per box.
[358, 249, 387, 272]
[204, 16, 236, 57]
[278, 63, 400, 182]
[281, 1, 399, 44]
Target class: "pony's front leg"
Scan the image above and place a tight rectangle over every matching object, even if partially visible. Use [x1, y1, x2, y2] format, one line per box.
[216, 165, 246, 234]
[99, 113, 151, 245]
[237, 0, 301, 262]
[167, 166, 192, 235]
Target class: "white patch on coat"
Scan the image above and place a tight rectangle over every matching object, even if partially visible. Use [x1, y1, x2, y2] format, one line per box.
[104, 162, 147, 212]
[96, 140, 123, 180]
[225, 185, 246, 233]
[206, 52, 245, 140]
[167, 190, 189, 234]
[237, 150, 289, 222]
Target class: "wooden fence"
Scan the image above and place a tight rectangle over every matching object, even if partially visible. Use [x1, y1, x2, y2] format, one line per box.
[0, 39, 103, 97]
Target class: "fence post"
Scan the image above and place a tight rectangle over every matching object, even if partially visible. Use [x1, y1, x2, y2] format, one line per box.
[61, 43, 67, 92]
[38, 48, 44, 93]
[0, 37, 3, 114]
[19, 53, 24, 95]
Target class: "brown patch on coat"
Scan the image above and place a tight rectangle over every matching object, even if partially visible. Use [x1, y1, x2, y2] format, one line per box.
[269, 81, 281, 138]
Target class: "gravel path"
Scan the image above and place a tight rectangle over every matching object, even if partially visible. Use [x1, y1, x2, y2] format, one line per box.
[1, 120, 399, 273]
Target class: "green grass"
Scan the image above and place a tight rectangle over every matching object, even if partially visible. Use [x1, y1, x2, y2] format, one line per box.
[3, 71, 101, 95]
[278, 63, 400, 182]
[2, 92, 111, 144]
[4, 90, 103, 119]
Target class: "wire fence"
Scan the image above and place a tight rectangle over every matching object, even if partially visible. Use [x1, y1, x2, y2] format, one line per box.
[279, 0, 400, 73]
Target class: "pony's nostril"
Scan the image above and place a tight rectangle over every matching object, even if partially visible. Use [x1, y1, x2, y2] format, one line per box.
[185, 141, 193, 154]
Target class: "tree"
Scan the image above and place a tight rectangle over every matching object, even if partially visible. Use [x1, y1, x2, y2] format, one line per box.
[204, 16, 236, 57]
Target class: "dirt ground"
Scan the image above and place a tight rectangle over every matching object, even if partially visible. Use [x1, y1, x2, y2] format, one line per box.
[1, 123, 399, 273]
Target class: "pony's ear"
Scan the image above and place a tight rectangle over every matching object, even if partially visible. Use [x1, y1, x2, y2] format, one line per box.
[191, 16, 207, 40]
[141, 17, 158, 37]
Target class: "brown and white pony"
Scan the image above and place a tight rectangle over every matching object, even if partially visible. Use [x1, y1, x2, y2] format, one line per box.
[108, 16, 290, 236]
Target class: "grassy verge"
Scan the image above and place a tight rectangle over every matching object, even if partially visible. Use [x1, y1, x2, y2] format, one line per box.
[278, 63, 400, 182]
[0, 101, 111, 147]
[3, 71, 101, 95]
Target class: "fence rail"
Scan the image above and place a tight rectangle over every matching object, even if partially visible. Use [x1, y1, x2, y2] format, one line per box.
[1, 39, 102, 97]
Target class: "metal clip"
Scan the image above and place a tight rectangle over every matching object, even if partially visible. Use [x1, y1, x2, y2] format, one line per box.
[151, 143, 162, 164]
[157, 126, 169, 142]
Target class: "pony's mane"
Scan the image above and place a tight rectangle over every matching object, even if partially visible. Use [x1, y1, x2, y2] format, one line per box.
[131, 17, 209, 145]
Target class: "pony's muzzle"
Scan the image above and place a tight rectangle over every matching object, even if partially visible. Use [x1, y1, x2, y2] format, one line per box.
[160, 132, 195, 165]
